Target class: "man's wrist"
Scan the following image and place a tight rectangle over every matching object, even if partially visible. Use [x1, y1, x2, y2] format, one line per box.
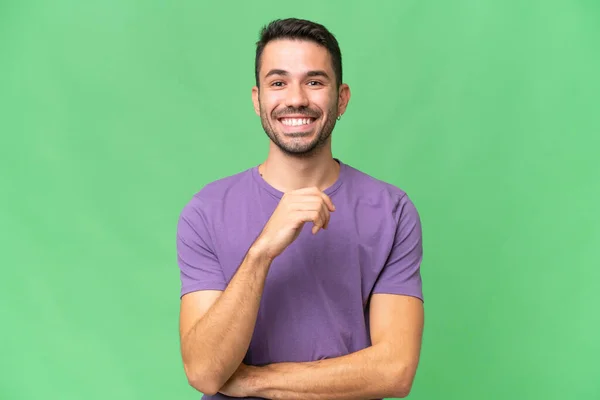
[243, 364, 269, 397]
[248, 238, 275, 263]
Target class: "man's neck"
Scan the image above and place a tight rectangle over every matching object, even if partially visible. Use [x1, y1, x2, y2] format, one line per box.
[258, 146, 340, 193]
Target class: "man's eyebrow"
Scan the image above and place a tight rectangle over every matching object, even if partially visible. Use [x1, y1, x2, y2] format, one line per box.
[265, 69, 289, 78]
[306, 70, 330, 80]
[263, 69, 331, 80]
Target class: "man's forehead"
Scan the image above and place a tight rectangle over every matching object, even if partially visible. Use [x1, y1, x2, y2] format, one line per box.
[261, 39, 332, 70]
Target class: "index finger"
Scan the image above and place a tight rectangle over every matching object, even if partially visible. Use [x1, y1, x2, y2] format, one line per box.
[292, 187, 336, 211]
[318, 191, 335, 212]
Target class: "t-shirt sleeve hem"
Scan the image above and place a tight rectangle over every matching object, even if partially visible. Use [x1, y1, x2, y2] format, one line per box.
[180, 282, 227, 298]
[371, 286, 424, 302]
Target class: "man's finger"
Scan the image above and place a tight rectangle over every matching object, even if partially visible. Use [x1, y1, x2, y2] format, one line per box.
[319, 192, 335, 212]
[289, 187, 335, 212]
[320, 204, 330, 230]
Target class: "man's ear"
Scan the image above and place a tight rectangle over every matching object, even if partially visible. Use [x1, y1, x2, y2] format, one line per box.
[337, 83, 351, 117]
[252, 86, 260, 116]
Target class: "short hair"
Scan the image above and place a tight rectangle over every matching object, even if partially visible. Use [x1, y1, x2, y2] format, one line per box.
[255, 18, 343, 87]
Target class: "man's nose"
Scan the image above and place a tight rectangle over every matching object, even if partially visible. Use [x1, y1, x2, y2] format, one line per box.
[285, 83, 309, 108]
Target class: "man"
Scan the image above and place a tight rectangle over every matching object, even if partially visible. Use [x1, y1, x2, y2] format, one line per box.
[176, 18, 424, 399]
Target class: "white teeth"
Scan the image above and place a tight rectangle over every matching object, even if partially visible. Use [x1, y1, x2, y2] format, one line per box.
[281, 118, 313, 126]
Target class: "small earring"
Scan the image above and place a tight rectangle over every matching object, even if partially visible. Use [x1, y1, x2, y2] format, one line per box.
[337, 114, 342, 121]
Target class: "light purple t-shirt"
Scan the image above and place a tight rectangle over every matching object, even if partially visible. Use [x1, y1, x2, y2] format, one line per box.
[176, 159, 423, 399]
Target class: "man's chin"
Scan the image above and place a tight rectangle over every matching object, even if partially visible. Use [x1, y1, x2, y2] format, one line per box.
[281, 131, 314, 139]
[279, 146, 319, 156]
[275, 138, 323, 156]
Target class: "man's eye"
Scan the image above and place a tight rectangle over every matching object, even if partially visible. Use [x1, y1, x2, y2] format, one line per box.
[271, 81, 284, 87]
[307, 81, 322, 86]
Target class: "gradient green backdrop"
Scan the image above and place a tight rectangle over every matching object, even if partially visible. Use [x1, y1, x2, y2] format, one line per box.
[1, 1, 599, 399]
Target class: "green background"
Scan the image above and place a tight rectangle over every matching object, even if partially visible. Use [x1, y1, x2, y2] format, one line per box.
[1, 1, 599, 399]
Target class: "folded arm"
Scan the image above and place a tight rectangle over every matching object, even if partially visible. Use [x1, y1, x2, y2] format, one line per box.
[180, 247, 273, 396]
[222, 293, 424, 399]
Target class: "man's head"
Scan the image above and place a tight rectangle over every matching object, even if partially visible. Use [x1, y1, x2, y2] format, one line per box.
[252, 18, 350, 156]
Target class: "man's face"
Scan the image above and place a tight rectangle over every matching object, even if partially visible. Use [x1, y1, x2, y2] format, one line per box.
[252, 39, 349, 156]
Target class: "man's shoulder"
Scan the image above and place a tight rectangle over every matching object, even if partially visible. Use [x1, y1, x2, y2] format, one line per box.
[343, 162, 410, 204]
[342, 162, 421, 228]
[181, 167, 254, 211]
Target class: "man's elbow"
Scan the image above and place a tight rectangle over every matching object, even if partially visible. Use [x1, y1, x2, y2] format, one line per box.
[388, 362, 417, 398]
[389, 383, 413, 399]
[184, 362, 225, 396]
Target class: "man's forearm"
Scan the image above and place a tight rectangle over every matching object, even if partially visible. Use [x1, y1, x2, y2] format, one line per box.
[182, 245, 272, 392]
[246, 342, 409, 399]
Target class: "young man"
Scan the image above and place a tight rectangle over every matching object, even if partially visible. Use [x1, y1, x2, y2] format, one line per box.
[176, 18, 424, 399]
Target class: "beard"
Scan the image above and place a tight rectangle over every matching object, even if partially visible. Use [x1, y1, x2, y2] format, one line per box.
[259, 100, 338, 157]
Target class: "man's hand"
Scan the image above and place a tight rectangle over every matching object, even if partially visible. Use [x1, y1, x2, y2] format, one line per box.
[218, 363, 256, 398]
[254, 187, 336, 260]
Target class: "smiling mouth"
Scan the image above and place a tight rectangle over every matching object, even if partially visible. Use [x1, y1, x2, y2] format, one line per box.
[278, 117, 316, 127]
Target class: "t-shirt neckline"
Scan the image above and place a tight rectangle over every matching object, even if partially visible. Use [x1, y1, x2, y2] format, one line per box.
[252, 158, 346, 199]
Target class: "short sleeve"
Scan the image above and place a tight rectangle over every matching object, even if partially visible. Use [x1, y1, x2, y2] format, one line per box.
[176, 197, 227, 298]
[372, 194, 424, 302]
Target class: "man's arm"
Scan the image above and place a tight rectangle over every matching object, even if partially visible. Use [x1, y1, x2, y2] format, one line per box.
[179, 187, 335, 395]
[180, 247, 272, 395]
[223, 294, 424, 399]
